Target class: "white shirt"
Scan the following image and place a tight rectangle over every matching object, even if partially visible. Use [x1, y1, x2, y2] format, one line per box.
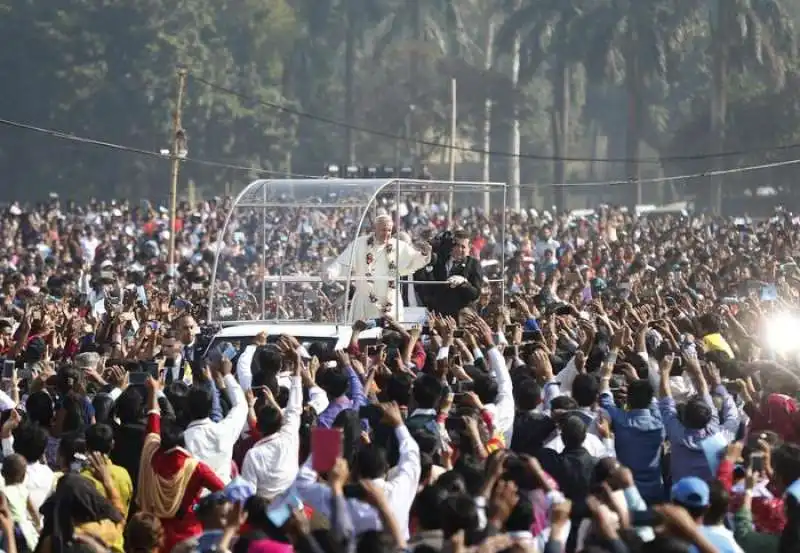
[236, 345, 257, 391]
[80, 236, 100, 264]
[535, 238, 560, 262]
[276, 372, 329, 415]
[241, 376, 303, 499]
[0, 389, 16, 411]
[26, 461, 55, 514]
[183, 374, 248, 484]
[483, 347, 515, 444]
[294, 424, 421, 539]
[165, 355, 193, 385]
[544, 432, 615, 459]
[641, 352, 697, 402]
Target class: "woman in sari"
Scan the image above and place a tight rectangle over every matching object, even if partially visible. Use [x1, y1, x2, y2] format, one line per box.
[34, 466, 125, 553]
[136, 377, 224, 553]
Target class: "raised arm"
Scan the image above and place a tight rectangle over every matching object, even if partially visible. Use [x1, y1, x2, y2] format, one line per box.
[325, 239, 358, 280]
[215, 357, 250, 438]
[397, 240, 431, 276]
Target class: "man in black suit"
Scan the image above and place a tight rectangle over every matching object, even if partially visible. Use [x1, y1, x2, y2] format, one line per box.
[424, 230, 483, 317]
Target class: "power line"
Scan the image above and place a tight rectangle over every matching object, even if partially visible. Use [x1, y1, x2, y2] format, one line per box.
[1, 115, 797, 192]
[189, 73, 800, 165]
[537, 156, 800, 188]
[0, 117, 321, 179]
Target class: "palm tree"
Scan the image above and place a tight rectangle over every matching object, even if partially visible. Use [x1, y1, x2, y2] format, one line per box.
[497, 0, 585, 212]
[707, 0, 794, 213]
[339, 0, 386, 163]
[580, 0, 697, 207]
[373, 0, 464, 170]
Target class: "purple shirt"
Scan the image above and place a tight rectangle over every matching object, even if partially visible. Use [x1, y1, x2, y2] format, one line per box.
[318, 366, 367, 428]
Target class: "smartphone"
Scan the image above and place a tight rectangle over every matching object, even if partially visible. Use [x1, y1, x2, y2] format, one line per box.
[148, 321, 160, 331]
[504, 324, 517, 337]
[267, 494, 303, 527]
[128, 372, 149, 385]
[365, 345, 380, 357]
[521, 331, 540, 342]
[451, 354, 462, 367]
[191, 282, 203, 291]
[631, 509, 665, 527]
[2, 360, 14, 379]
[358, 404, 384, 425]
[139, 361, 160, 379]
[452, 380, 475, 393]
[213, 342, 237, 361]
[750, 452, 765, 472]
[311, 427, 342, 473]
[223, 344, 237, 361]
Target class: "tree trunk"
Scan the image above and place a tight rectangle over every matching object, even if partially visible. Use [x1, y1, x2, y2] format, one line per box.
[710, 15, 727, 215]
[482, 17, 495, 213]
[343, 0, 356, 163]
[507, 0, 522, 210]
[410, 0, 422, 170]
[552, 58, 570, 213]
[625, 33, 642, 209]
[589, 121, 599, 181]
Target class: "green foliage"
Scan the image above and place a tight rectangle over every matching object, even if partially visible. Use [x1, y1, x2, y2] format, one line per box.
[1, 0, 800, 204]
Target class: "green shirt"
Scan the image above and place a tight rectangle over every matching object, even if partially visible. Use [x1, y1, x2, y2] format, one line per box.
[733, 506, 779, 553]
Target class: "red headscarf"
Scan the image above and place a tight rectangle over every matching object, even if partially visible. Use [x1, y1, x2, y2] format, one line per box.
[750, 394, 800, 444]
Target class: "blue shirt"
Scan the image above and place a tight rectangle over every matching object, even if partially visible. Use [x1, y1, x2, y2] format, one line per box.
[523, 318, 540, 332]
[600, 392, 665, 503]
[659, 388, 734, 482]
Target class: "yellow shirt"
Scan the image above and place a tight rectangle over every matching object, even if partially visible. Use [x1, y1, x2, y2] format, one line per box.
[75, 519, 124, 553]
[80, 460, 133, 553]
[702, 333, 735, 359]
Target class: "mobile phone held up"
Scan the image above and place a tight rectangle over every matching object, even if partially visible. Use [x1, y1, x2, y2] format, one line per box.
[266, 494, 303, 527]
[2, 359, 15, 379]
[749, 452, 765, 473]
[128, 372, 149, 386]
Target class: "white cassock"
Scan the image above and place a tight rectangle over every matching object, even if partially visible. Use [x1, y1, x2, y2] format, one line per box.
[326, 235, 430, 323]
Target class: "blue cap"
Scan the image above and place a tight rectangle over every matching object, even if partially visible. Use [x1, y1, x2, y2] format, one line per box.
[671, 477, 710, 508]
[224, 476, 256, 504]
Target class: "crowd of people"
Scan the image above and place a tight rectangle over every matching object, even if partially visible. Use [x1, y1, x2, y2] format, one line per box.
[0, 192, 799, 553]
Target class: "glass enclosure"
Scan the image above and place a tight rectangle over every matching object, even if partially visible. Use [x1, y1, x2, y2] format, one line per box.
[208, 178, 507, 325]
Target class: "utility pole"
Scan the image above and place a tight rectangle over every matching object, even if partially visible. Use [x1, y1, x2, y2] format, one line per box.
[448, 78, 457, 222]
[168, 68, 188, 275]
[482, 16, 495, 214]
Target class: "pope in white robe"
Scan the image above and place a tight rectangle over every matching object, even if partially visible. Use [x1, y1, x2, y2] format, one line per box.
[325, 215, 431, 322]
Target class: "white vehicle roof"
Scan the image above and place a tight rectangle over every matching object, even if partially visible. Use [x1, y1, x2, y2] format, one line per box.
[211, 323, 384, 350]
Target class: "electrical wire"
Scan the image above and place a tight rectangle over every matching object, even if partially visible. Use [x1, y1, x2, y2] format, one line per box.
[189, 73, 800, 165]
[537, 156, 800, 188]
[0, 117, 322, 179]
[2, 115, 799, 192]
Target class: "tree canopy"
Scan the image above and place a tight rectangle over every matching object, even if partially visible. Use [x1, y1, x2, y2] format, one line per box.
[1, 0, 799, 209]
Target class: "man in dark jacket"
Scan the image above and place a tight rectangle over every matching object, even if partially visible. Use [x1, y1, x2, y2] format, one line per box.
[422, 230, 483, 317]
[405, 374, 444, 435]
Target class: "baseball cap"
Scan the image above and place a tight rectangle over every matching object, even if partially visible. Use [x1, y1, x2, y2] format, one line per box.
[671, 477, 710, 508]
[224, 476, 256, 504]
